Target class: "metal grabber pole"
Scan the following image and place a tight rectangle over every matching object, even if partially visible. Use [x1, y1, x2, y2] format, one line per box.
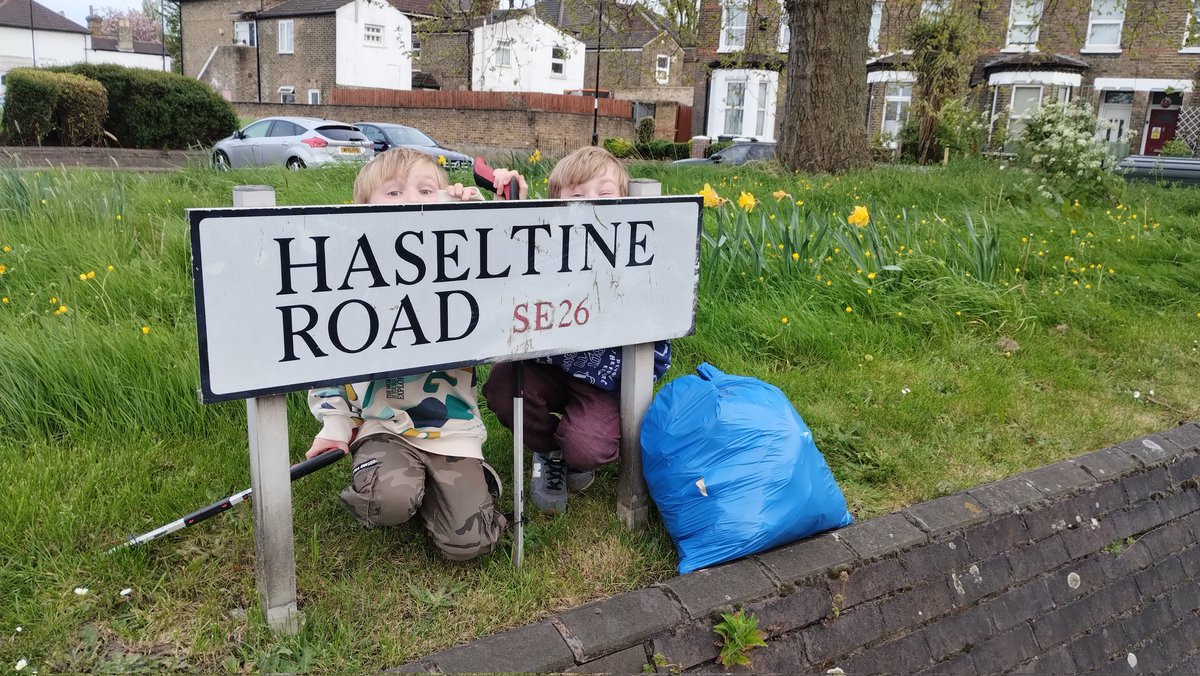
[512, 362, 525, 568]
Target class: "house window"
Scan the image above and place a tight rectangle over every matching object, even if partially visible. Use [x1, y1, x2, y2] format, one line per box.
[723, 79, 746, 136]
[1007, 84, 1042, 140]
[1183, 0, 1200, 49]
[719, 0, 747, 51]
[496, 39, 513, 67]
[1006, 0, 1042, 48]
[411, 38, 421, 60]
[655, 54, 671, 84]
[364, 24, 384, 46]
[278, 19, 293, 54]
[308, 89, 320, 105]
[278, 85, 296, 104]
[868, 0, 884, 51]
[881, 81, 912, 147]
[754, 80, 770, 137]
[550, 46, 567, 76]
[234, 20, 256, 46]
[1085, 0, 1124, 49]
[921, 0, 949, 18]
[777, 5, 789, 52]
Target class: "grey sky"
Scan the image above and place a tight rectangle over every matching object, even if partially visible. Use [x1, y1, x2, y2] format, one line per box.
[36, 0, 147, 27]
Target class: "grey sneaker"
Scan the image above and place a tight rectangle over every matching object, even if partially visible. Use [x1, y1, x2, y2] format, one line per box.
[531, 451, 567, 513]
[481, 461, 502, 500]
[566, 466, 595, 492]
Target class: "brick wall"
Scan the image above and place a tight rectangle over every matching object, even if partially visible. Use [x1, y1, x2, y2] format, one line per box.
[256, 16, 337, 106]
[181, 0, 262, 79]
[418, 31, 472, 91]
[232, 102, 635, 153]
[397, 422, 1200, 673]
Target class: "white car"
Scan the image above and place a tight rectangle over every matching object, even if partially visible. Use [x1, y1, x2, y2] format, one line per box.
[212, 116, 373, 170]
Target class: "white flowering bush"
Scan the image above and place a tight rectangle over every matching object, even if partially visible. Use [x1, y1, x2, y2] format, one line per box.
[1017, 99, 1122, 201]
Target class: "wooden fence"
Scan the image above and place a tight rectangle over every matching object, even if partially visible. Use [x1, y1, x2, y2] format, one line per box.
[331, 88, 633, 119]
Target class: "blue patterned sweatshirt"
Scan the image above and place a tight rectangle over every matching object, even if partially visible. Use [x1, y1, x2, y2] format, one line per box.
[535, 341, 672, 392]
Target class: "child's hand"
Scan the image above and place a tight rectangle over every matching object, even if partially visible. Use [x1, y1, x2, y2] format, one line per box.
[444, 184, 485, 202]
[306, 436, 349, 459]
[491, 169, 528, 200]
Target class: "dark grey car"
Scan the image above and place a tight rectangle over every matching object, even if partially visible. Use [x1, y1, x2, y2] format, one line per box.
[673, 142, 777, 166]
[353, 122, 473, 169]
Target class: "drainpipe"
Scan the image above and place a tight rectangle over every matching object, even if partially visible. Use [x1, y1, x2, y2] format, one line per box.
[255, 3, 262, 103]
[986, 84, 998, 152]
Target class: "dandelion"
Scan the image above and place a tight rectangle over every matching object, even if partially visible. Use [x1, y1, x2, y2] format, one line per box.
[792, 253, 800, 261]
[867, 272, 877, 280]
[833, 248, 841, 254]
[41, 199, 47, 205]
[80, 273, 87, 281]
[772, 189, 791, 201]
[55, 305, 69, 315]
[795, 200, 804, 206]
[115, 214, 122, 222]
[141, 326, 150, 334]
[1, 297, 8, 304]
[697, 183, 724, 208]
[826, 280, 832, 286]
[1, 245, 9, 253]
[955, 311, 962, 316]
[737, 191, 757, 212]
[0, 265, 6, 275]
[847, 205, 870, 227]
[107, 264, 115, 272]
[87, 271, 95, 279]
[50, 297, 57, 304]
[896, 311, 903, 317]
[437, 155, 448, 167]
[781, 316, 789, 324]
[845, 306, 853, 313]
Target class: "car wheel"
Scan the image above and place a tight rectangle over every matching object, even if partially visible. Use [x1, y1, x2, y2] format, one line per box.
[212, 150, 230, 171]
[286, 157, 306, 170]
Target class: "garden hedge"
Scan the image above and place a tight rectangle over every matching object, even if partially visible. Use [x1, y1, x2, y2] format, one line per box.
[0, 69, 107, 147]
[54, 64, 237, 149]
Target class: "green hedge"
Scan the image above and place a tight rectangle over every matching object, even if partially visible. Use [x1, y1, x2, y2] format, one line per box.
[602, 137, 690, 161]
[0, 68, 107, 146]
[54, 64, 237, 149]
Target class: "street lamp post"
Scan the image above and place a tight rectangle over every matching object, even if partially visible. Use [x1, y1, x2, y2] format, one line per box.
[590, 0, 602, 146]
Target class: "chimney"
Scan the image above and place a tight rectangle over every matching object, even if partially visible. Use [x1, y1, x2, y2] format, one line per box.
[86, 6, 103, 38]
[117, 18, 133, 51]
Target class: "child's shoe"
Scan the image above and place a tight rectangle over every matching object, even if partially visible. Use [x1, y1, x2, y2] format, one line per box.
[531, 451, 567, 513]
[565, 466, 595, 492]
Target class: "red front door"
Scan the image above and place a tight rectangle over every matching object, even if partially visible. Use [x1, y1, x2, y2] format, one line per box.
[1144, 108, 1180, 155]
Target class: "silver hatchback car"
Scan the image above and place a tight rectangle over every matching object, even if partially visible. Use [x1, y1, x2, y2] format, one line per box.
[212, 116, 374, 170]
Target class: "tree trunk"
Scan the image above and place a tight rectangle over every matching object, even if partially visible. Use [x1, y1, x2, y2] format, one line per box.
[778, 0, 872, 174]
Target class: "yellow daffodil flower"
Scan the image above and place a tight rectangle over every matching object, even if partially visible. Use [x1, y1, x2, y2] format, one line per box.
[847, 205, 870, 227]
[697, 183, 724, 208]
[737, 191, 757, 212]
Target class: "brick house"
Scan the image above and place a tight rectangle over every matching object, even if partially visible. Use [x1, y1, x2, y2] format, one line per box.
[180, 0, 433, 103]
[691, 0, 787, 142]
[697, 0, 1200, 155]
[868, 0, 1200, 156]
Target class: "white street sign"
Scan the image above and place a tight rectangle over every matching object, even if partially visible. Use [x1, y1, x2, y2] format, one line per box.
[189, 196, 701, 402]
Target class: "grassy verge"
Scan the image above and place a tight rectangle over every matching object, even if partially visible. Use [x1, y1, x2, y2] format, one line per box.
[1, 158, 1197, 671]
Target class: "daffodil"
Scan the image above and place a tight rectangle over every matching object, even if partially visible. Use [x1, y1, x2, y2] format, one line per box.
[737, 191, 757, 212]
[437, 155, 448, 167]
[772, 189, 791, 201]
[697, 183, 724, 208]
[528, 148, 542, 163]
[847, 205, 870, 227]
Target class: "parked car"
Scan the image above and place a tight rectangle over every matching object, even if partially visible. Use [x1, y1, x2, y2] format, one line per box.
[353, 122, 473, 169]
[672, 141, 777, 166]
[212, 117, 373, 170]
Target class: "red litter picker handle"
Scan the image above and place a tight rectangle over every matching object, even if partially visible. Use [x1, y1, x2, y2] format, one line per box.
[473, 157, 515, 199]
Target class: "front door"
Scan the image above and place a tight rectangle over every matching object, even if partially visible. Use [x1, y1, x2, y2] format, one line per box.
[1143, 92, 1182, 155]
[1097, 91, 1132, 144]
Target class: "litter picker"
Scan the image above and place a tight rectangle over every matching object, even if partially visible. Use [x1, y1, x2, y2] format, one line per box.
[473, 157, 525, 568]
[106, 448, 347, 554]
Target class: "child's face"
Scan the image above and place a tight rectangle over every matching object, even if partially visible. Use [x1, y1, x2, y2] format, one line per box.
[366, 163, 444, 204]
[558, 165, 624, 199]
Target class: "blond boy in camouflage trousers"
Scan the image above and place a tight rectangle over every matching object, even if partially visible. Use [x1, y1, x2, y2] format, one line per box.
[305, 148, 527, 561]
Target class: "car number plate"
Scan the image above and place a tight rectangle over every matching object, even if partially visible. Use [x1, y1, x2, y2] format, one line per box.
[340, 146, 361, 154]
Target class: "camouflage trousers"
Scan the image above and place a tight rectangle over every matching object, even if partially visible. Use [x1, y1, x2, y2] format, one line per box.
[341, 435, 508, 562]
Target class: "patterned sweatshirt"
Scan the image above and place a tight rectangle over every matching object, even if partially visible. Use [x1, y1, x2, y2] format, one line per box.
[535, 341, 672, 392]
[308, 369, 487, 459]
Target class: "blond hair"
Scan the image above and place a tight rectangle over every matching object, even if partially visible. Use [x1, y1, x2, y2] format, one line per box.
[547, 146, 629, 198]
[352, 148, 448, 204]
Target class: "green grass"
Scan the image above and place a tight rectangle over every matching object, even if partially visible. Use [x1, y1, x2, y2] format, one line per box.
[1, 157, 1198, 670]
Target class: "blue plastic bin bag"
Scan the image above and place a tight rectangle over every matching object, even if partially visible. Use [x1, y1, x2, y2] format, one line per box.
[641, 363, 853, 574]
